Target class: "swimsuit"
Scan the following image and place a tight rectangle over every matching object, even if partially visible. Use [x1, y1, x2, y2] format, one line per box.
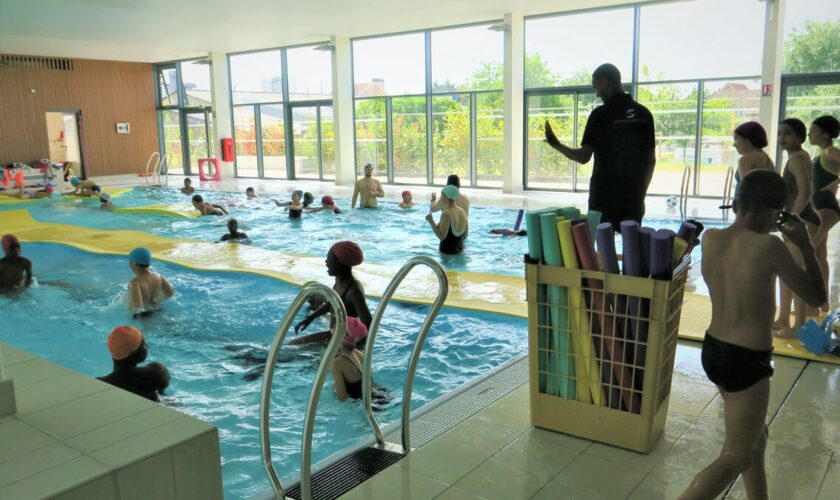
[812, 156, 840, 215]
[782, 164, 821, 225]
[289, 207, 302, 219]
[701, 333, 773, 392]
[439, 226, 465, 255]
[335, 352, 390, 408]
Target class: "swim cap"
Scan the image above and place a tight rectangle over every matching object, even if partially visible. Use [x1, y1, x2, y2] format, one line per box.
[192, 194, 203, 203]
[303, 192, 314, 205]
[107, 326, 143, 360]
[342, 317, 368, 347]
[401, 190, 411, 198]
[293, 190, 304, 198]
[100, 192, 111, 201]
[1, 234, 20, 253]
[330, 241, 364, 267]
[734, 121, 768, 148]
[44, 184, 54, 192]
[128, 247, 152, 266]
[70, 176, 80, 186]
[441, 185, 459, 201]
[322, 195, 334, 206]
[92, 185, 101, 193]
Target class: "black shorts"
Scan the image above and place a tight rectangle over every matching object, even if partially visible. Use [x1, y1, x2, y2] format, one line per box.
[701, 333, 773, 392]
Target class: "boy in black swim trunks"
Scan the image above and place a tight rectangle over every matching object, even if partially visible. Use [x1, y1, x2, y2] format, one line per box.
[680, 171, 825, 500]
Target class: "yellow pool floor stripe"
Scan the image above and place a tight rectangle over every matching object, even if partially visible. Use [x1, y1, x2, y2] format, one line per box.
[1, 209, 526, 318]
[114, 204, 199, 218]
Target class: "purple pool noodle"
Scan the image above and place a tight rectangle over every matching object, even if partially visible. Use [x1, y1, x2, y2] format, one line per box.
[620, 221, 641, 277]
[596, 222, 620, 274]
[639, 227, 655, 278]
[676, 221, 698, 256]
[514, 209, 525, 231]
[651, 229, 676, 280]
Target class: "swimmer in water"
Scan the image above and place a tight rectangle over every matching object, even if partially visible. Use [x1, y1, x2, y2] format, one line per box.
[127, 247, 174, 318]
[272, 190, 302, 208]
[181, 178, 195, 194]
[303, 192, 314, 208]
[399, 190, 414, 209]
[64, 177, 100, 196]
[246, 187, 258, 199]
[192, 194, 228, 216]
[292, 241, 372, 346]
[0, 185, 53, 199]
[278, 190, 304, 219]
[306, 195, 342, 214]
[220, 218, 249, 242]
[97, 326, 170, 402]
[489, 228, 528, 237]
[426, 185, 467, 255]
[99, 192, 114, 211]
[0, 234, 32, 292]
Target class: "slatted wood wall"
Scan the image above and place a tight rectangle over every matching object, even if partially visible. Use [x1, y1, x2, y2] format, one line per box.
[0, 55, 158, 177]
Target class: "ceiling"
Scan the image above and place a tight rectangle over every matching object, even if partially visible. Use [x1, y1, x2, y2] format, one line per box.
[0, 0, 648, 63]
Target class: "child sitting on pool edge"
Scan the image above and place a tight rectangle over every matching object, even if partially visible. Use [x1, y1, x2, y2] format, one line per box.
[98, 326, 170, 402]
[399, 190, 414, 209]
[127, 247, 174, 318]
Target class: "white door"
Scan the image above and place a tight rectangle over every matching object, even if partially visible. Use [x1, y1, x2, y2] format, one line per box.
[45, 112, 66, 163]
[62, 113, 81, 164]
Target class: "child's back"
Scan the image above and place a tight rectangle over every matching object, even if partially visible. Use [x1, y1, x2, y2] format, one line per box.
[128, 271, 173, 312]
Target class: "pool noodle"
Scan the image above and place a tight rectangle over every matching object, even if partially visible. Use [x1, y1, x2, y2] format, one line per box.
[651, 229, 675, 280]
[557, 219, 601, 405]
[673, 237, 688, 266]
[585, 210, 602, 240]
[526, 208, 558, 393]
[573, 221, 640, 412]
[639, 227, 655, 278]
[595, 223, 620, 274]
[676, 221, 698, 251]
[513, 209, 525, 232]
[619, 220, 645, 411]
[540, 212, 574, 399]
[620, 221, 641, 276]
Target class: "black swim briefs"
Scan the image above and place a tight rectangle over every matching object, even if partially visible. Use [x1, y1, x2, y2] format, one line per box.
[701, 333, 773, 392]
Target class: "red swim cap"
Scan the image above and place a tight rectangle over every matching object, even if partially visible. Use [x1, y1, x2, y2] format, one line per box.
[330, 241, 363, 267]
[322, 195, 334, 205]
[1, 234, 19, 253]
[401, 190, 411, 198]
[107, 326, 144, 360]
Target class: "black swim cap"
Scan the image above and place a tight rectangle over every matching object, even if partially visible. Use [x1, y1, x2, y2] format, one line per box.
[780, 118, 807, 142]
[735, 121, 768, 149]
[813, 115, 840, 139]
[192, 194, 203, 203]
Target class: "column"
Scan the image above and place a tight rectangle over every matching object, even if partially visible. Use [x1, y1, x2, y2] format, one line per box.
[210, 51, 234, 178]
[332, 36, 357, 186]
[758, 0, 786, 159]
[503, 12, 525, 193]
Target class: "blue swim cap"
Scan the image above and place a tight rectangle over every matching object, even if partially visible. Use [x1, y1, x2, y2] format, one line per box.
[442, 185, 459, 201]
[100, 192, 111, 201]
[128, 247, 152, 266]
[293, 190, 304, 198]
[70, 177, 80, 187]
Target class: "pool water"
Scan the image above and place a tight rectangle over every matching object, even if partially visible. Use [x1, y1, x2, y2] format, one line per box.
[0, 186, 714, 278]
[1, 243, 528, 499]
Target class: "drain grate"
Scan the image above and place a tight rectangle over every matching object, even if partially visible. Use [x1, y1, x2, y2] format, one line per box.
[284, 447, 404, 500]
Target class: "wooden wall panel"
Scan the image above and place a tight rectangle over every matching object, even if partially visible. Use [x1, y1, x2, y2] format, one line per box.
[0, 56, 158, 177]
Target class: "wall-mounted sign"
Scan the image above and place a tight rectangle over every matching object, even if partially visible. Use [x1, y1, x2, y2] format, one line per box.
[762, 84, 772, 97]
[116, 122, 130, 134]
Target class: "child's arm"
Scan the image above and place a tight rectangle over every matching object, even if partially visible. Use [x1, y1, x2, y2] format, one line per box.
[331, 363, 349, 401]
[351, 182, 359, 208]
[773, 220, 826, 306]
[160, 275, 174, 299]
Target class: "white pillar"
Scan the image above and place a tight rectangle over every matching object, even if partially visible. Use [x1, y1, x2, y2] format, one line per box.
[758, 0, 786, 160]
[332, 36, 357, 186]
[503, 13, 525, 194]
[210, 51, 234, 178]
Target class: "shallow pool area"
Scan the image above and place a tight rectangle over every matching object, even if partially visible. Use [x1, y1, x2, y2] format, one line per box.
[1, 243, 528, 499]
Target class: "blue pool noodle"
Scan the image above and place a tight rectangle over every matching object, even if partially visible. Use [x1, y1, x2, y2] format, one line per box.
[651, 229, 676, 280]
[514, 209, 525, 232]
[620, 221, 641, 277]
[595, 222, 620, 274]
[639, 227, 655, 278]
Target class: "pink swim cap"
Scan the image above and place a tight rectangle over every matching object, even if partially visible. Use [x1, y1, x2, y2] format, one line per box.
[401, 190, 411, 198]
[343, 317, 368, 347]
[322, 195, 334, 205]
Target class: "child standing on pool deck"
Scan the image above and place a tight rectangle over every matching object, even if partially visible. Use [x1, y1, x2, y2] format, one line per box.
[679, 171, 825, 500]
[127, 247, 174, 318]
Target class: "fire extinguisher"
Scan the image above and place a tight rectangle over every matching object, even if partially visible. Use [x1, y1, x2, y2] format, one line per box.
[221, 137, 234, 162]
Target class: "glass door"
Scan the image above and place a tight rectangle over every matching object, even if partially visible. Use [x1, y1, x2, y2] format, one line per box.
[780, 78, 840, 160]
[184, 110, 214, 176]
[289, 102, 334, 180]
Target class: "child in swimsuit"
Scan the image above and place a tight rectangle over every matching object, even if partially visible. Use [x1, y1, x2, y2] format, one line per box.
[98, 326, 170, 402]
[191, 194, 228, 216]
[399, 190, 414, 209]
[679, 171, 825, 500]
[283, 191, 304, 219]
[0, 234, 32, 292]
[127, 247, 174, 317]
[331, 317, 368, 401]
[306, 195, 342, 214]
[426, 185, 467, 255]
[181, 178, 195, 194]
[807, 115, 840, 312]
[220, 218, 249, 242]
[99, 192, 114, 211]
[245, 187, 258, 199]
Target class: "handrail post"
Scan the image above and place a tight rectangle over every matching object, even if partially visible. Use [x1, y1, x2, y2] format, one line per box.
[361, 256, 449, 453]
[145, 152, 160, 186]
[259, 282, 347, 500]
[722, 165, 734, 222]
[679, 163, 691, 220]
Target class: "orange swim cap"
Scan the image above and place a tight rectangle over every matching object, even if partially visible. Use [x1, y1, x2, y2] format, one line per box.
[107, 326, 144, 360]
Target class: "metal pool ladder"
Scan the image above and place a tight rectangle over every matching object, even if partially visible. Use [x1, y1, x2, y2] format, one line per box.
[258, 257, 448, 500]
[143, 152, 171, 187]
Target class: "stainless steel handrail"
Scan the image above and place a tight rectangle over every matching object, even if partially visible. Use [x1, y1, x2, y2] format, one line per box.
[361, 256, 449, 452]
[679, 163, 691, 220]
[144, 152, 160, 186]
[160, 153, 172, 186]
[259, 281, 348, 500]
[721, 165, 734, 222]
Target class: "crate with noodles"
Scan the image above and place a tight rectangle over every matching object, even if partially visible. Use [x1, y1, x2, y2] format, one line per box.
[523, 209, 698, 453]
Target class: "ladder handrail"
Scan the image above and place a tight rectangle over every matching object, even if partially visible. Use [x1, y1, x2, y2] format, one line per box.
[679, 163, 691, 220]
[721, 165, 735, 222]
[259, 281, 348, 500]
[144, 152, 160, 186]
[361, 256, 449, 452]
[160, 153, 172, 186]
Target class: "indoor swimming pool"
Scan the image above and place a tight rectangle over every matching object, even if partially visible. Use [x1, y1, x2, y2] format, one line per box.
[1, 243, 528, 499]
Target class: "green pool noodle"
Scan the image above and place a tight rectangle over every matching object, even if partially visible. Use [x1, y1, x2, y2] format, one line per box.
[586, 210, 602, 240]
[526, 208, 558, 393]
[540, 212, 574, 399]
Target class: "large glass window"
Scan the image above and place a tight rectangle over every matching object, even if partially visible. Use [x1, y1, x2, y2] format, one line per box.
[229, 50, 283, 104]
[639, 0, 764, 81]
[354, 98, 387, 175]
[637, 83, 699, 196]
[161, 110, 183, 175]
[525, 8, 634, 88]
[432, 94, 470, 184]
[287, 46, 333, 101]
[321, 106, 336, 180]
[260, 104, 287, 179]
[476, 92, 504, 187]
[353, 33, 426, 97]
[526, 93, 576, 190]
[232, 106, 258, 177]
[431, 25, 503, 92]
[698, 80, 760, 197]
[157, 66, 178, 107]
[292, 106, 320, 179]
[783, 0, 840, 74]
[180, 59, 212, 107]
[392, 96, 428, 183]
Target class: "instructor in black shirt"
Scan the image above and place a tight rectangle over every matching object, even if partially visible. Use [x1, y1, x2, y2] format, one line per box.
[545, 63, 656, 230]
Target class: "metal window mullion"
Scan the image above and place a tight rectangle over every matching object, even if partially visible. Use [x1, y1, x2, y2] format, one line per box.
[572, 93, 579, 191]
[180, 110, 192, 175]
[693, 81, 705, 196]
[425, 31, 433, 185]
[522, 91, 530, 190]
[317, 105, 324, 180]
[281, 49, 294, 180]
[386, 97, 394, 183]
[470, 92, 477, 187]
[255, 104, 265, 178]
[631, 5, 641, 98]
